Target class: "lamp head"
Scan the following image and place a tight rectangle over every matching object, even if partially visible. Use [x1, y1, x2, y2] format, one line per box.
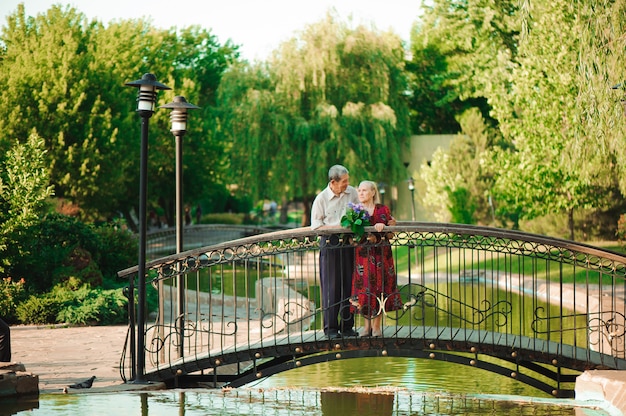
[125, 73, 171, 114]
[160, 96, 201, 135]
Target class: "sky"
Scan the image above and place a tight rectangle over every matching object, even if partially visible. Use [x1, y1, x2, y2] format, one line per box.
[0, 0, 422, 61]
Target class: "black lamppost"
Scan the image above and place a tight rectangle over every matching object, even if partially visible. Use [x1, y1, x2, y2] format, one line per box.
[125, 73, 171, 382]
[160, 96, 200, 358]
[378, 182, 386, 205]
[160, 96, 200, 254]
[407, 177, 416, 221]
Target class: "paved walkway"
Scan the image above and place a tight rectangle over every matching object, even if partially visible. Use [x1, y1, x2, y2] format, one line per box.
[9, 324, 136, 394]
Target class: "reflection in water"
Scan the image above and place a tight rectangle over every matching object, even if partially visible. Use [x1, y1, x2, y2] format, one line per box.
[0, 388, 611, 416]
[0, 394, 39, 415]
[321, 391, 394, 416]
[255, 357, 548, 397]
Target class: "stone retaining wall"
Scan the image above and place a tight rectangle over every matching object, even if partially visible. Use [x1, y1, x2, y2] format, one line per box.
[0, 362, 39, 398]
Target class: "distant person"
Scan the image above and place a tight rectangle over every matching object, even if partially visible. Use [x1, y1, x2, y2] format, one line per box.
[350, 181, 401, 337]
[311, 165, 360, 339]
[0, 317, 11, 362]
[195, 204, 202, 224]
[185, 205, 192, 226]
[268, 200, 277, 220]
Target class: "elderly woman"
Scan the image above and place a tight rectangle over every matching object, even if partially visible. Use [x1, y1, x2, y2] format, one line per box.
[350, 180, 402, 337]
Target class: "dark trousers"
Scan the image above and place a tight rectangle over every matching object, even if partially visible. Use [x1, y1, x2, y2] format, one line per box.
[0, 318, 10, 362]
[319, 238, 355, 334]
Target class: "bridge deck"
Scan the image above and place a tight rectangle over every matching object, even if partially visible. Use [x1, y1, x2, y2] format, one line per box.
[144, 325, 626, 386]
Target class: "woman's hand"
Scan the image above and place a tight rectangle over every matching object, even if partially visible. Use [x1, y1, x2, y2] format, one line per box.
[374, 223, 385, 232]
[388, 217, 397, 226]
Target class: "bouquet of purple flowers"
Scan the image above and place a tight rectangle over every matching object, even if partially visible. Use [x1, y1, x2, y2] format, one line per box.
[341, 202, 371, 239]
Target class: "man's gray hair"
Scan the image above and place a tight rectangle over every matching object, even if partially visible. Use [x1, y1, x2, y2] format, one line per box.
[328, 165, 349, 181]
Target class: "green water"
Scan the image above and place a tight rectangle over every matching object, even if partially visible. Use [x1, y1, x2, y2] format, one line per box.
[254, 357, 550, 396]
[2, 283, 615, 415]
[2, 358, 613, 415]
[2, 388, 611, 416]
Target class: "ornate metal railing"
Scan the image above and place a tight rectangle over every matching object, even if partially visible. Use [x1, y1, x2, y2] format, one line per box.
[118, 223, 626, 397]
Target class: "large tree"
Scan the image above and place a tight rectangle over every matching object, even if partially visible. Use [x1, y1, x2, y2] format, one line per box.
[416, 0, 622, 239]
[0, 5, 238, 225]
[216, 13, 411, 225]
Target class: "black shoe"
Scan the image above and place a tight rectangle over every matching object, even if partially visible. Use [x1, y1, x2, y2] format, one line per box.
[341, 328, 359, 337]
[325, 330, 340, 339]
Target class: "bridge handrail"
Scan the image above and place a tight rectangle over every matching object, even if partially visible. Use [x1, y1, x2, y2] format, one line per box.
[118, 222, 626, 279]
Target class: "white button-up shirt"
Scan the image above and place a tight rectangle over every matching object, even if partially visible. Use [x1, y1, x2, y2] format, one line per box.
[310, 185, 359, 230]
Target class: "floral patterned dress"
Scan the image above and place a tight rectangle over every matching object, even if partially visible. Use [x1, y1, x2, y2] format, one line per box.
[350, 204, 403, 317]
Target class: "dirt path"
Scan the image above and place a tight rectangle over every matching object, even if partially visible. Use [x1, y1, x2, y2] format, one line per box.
[10, 325, 130, 394]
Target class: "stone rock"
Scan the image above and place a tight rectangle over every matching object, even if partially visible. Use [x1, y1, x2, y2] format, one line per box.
[0, 362, 39, 397]
[0, 363, 26, 372]
[16, 372, 39, 394]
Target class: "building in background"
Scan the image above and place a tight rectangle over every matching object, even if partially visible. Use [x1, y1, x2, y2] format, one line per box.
[393, 134, 456, 222]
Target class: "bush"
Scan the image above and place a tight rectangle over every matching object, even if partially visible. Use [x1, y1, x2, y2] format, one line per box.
[15, 283, 128, 325]
[202, 212, 245, 225]
[4, 213, 137, 294]
[16, 295, 61, 325]
[55, 287, 127, 325]
[92, 219, 137, 286]
[0, 277, 27, 323]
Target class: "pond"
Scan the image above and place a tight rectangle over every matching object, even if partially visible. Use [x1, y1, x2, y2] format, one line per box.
[2, 281, 617, 415]
[2, 357, 613, 416]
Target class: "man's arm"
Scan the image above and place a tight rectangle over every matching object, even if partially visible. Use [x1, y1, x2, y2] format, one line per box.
[310, 194, 325, 230]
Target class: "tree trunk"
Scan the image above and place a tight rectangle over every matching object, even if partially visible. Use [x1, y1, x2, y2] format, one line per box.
[568, 208, 575, 241]
[301, 195, 313, 227]
[279, 197, 289, 224]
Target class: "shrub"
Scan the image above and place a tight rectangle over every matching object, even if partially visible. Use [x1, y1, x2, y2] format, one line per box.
[55, 287, 127, 325]
[0, 277, 27, 323]
[92, 219, 137, 286]
[4, 213, 137, 294]
[16, 295, 62, 325]
[202, 213, 245, 225]
[15, 283, 128, 325]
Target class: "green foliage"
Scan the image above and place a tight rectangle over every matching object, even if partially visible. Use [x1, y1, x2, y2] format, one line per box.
[16, 283, 127, 325]
[446, 187, 476, 225]
[91, 219, 138, 287]
[3, 213, 137, 293]
[16, 295, 61, 325]
[420, 108, 495, 224]
[0, 134, 54, 271]
[54, 286, 127, 325]
[416, 0, 625, 238]
[0, 277, 27, 323]
[202, 213, 245, 225]
[216, 12, 411, 225]
[0, 5, 237, 225]
[617, 214, 626, 248]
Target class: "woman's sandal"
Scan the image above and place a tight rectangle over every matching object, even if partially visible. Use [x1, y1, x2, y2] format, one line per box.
[359, 328, 372, 337]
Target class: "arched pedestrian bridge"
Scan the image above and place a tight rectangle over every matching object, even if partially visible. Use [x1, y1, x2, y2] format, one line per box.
[117, 223, 626, 398]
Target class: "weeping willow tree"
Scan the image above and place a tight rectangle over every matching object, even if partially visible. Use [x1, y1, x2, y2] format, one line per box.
[215, 13, 411, 225]
[416, 0, 626, 239]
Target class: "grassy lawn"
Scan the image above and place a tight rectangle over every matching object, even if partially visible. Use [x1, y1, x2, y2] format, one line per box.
[162, 238, 625, 298]
[392, 239, 626, 285]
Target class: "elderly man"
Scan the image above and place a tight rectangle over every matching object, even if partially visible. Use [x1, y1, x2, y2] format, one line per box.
[311, 165, 360, 339]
